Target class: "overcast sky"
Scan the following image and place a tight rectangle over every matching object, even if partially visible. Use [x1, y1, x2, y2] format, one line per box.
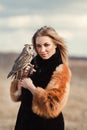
[0, 0, 87, 57]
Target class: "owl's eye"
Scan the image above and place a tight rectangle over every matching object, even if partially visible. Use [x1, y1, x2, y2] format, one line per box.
[29, 46, 31, 49]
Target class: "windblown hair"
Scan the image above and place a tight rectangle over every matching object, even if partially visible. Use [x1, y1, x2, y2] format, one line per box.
[32, 26, 68, 64]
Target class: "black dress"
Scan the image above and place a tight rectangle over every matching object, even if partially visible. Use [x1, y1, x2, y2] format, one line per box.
[14, 48, 64, 130]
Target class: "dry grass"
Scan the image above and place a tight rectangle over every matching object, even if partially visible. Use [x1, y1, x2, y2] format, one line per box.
[64, 59, 87, 130]
[0, 54, 87, 130]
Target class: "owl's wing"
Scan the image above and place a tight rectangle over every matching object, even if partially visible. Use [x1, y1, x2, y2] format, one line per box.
[14, 48, 27, 63]
[7, 54, 32, 78]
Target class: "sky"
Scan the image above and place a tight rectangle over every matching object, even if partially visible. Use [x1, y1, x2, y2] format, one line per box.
[0, 0, 87, 57]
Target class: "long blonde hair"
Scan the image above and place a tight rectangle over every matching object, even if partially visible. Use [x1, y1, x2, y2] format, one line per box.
[32, 26, 68, 64]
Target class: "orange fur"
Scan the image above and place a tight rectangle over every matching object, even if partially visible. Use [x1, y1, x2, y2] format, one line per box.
[32, 64, 71, 118]
[10, 79, 21, 102]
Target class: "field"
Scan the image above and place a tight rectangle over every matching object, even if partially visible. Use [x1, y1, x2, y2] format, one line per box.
[0, 53, 87, 130]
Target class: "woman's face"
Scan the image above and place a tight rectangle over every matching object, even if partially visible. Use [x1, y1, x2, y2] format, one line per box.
[35, 36, 57, 60]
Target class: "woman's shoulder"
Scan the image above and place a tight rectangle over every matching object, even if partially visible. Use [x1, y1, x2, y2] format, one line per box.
[56, 64, 70, 71]
[54, 64, 72, 79]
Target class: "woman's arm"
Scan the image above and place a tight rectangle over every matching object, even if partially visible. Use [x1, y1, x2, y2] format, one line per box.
[32, 64, 71, 118]
[19, 64, 71, 118]
[10, 64, 36, 102]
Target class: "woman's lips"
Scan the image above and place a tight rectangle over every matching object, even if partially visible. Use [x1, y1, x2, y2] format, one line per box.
[41, 54, 47, 57]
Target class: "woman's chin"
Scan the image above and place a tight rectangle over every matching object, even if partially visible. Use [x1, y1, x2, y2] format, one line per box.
[41, 56, 50, 60]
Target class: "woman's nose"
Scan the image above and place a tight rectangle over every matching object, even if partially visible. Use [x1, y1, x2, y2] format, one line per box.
[40, 46, 45, 52]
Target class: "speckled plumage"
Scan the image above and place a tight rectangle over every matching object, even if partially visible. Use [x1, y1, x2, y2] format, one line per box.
[7, 44, 34, 79]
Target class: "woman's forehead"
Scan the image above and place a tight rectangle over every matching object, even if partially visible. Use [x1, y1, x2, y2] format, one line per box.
[36, 36, 53, 44]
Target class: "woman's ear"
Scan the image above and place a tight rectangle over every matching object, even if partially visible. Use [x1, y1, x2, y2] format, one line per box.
[55, 44, 58, 49]
[54, 43, 57, 48]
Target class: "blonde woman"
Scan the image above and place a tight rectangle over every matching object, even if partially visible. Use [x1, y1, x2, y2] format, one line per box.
[10, 26, 71, 130]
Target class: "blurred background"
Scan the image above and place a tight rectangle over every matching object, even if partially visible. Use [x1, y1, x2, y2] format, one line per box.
[0, 0, 87, 130]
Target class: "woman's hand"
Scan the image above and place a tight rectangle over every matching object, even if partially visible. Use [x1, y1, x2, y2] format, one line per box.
[18, 78, 36, 95]
[23, 64, 36, 77]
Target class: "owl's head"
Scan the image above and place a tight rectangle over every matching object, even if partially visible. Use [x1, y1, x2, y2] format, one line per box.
[24, 44, 35, 56]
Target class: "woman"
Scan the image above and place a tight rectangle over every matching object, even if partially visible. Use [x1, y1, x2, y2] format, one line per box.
[10, 26, 71, 130]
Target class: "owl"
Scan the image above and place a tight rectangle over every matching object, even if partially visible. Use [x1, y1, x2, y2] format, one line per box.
[7, 44, 34, 79]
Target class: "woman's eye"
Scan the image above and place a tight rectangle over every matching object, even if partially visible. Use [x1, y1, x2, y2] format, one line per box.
[36, 44, 41, 48]
[36, 43, 50, 48]
[44, 43, 50, 47]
